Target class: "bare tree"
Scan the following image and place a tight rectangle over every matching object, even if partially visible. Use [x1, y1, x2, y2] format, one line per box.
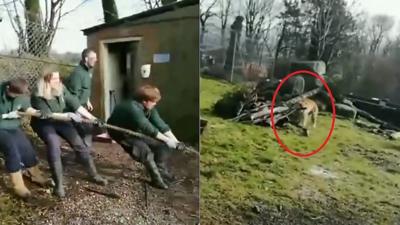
[275, 21, 288, 60]
[352, 11, 369, 55]
[382, 37, 393, 56]
[243, 0, 274, 62]
[368, 14, 395, 55]
[200, 0, 218, 45]
[275, 0, 303, 60]
[3, 0, 90, 57]
[308, 0, 335, 61]
[217, 0, 232, 62]
[306, 0, 357, 66]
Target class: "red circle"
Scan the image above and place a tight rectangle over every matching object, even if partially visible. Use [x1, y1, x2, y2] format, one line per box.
[269, 70, 336, 158]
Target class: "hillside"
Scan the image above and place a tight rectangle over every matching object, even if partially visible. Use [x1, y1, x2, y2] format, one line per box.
[200, 76, 400, 225]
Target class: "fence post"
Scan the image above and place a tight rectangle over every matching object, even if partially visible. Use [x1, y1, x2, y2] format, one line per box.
[230, 31, 237, 83]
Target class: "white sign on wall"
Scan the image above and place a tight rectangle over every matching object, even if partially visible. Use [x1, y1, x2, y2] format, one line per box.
[153, 53, 170, 63]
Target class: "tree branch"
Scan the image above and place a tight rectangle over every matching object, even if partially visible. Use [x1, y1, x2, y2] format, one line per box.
[60, 0, 91, 18]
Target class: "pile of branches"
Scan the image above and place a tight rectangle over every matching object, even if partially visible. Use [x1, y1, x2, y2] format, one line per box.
[213, 79, 322, 126]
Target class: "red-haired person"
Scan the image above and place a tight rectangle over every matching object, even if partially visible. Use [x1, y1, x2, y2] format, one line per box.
[107, 85, 181, 189]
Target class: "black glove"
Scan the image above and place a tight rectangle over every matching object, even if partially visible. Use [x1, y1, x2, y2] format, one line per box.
[39, 111, 52, 119]
[93, 118, 106, 128]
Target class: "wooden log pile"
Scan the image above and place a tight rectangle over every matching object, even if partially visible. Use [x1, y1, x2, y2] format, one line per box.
[230, 79, 322, 126]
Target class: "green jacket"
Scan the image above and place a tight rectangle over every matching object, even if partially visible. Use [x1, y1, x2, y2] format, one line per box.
[64, 63, 92, 105]
[0, 82, 31, 129]
[31, 88, 81, 114]
[107, 100, 170, 138]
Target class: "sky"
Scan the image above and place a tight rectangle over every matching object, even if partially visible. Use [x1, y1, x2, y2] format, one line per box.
[1, 0, 400, 53]
[359, 0, 400, 19]
[353, 0, 400, 34]
[203, 0, 400, 30]
[0, 0, 147, 53]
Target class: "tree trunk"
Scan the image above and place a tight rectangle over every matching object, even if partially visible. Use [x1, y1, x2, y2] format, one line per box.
[102, 0, 119, 23]
[273, 22, 287, 77]
[25, 0, 42, 56]
[221, 28, 226, 63]
[200, 25, 206, 47]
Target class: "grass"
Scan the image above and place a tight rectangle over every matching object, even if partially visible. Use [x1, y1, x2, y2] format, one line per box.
[200, 76, 400, 225]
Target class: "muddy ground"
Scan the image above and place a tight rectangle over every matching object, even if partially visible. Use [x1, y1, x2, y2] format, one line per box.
[0, 136, 199, 225]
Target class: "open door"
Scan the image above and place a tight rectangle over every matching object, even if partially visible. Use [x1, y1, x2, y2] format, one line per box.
[103, 40, 140, 119]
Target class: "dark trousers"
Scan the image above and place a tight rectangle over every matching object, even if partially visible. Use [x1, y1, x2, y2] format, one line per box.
[31, 119, 90, 164]
[108, 130, 170, 167]
[73, 123, 93, 149]
[0, 128, 38, 173]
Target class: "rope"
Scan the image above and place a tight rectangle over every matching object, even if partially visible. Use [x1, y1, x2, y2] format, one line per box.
[18, 111, 199, 156]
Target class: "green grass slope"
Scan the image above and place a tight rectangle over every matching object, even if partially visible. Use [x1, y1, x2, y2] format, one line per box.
[200, 76, 400, 225]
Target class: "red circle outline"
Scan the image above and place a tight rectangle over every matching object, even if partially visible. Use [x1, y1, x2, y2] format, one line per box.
[269, 70, 336, 158]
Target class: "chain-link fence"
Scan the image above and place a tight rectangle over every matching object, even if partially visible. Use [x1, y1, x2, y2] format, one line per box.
[0, 22, 75, 88]
[0, 55, 75, 87]
[201, 22, 273, 83]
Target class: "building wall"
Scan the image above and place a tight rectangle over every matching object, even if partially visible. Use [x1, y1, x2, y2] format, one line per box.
[86, 4, 199, 144]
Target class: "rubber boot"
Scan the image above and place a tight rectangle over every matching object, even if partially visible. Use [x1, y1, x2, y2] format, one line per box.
[10, 170, 31, 198]
[154, 148, 176, 182]
[79, 153, 108, 185]
[50, 160, 65, 198]
[26, 165, 50, 187]
[144, 159, 168, 189]
[157, 162, 176, 183]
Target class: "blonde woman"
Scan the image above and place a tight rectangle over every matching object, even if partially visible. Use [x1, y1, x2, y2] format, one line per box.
[30, 68, 107, 198]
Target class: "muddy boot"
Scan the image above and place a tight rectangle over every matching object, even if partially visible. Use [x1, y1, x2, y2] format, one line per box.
[26, 165, 50, 187]
[79, 153, 108, 185]
[50, 161, 65, 198]
[157, 163, 177, 183]
[9, 170, 31, 198]
[144, 160, 168, 189]
[155, 149, 176, 182]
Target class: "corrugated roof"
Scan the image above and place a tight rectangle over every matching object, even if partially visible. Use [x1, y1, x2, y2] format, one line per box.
[82, 0, 198, 35]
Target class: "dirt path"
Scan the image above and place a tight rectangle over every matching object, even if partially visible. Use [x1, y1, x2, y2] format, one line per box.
[0, 140, 199, 225]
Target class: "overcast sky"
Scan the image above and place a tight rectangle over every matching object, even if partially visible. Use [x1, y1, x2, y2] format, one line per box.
[1, 0, 400, 53]
[205, 0, 400, 32]
[355, 0, 400, 34]
[0, 0, 146, 53]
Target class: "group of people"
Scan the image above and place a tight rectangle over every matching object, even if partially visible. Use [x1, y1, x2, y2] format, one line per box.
[0, 48, 182, 199]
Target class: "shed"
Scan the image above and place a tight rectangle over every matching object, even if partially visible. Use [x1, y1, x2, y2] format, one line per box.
[82, 0, 199, 144]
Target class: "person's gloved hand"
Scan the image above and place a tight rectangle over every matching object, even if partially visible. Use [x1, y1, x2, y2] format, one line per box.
[1, 111, 20, 119]
[165, 138, 178, 149]
[164, 130, 179, 142]
[93, 118, 106, 128]
[175, 142, 187, 151]
[66, 113, 82, 123]
[39, 111, 52, 119]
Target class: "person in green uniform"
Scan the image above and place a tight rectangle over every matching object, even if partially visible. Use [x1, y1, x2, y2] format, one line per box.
[31, 68, 107, 198]
[0, 78, 48, 198]
[64, 48, 97, 150]
[107, 84, 180, 189]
